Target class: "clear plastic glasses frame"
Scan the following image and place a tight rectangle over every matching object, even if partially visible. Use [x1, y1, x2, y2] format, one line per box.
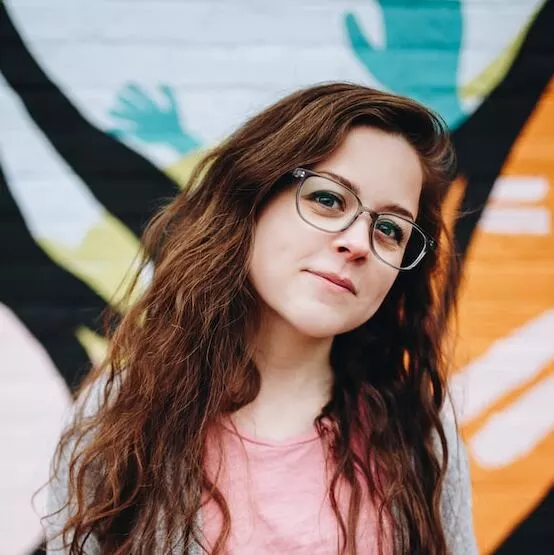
[292, 167, 436, 271]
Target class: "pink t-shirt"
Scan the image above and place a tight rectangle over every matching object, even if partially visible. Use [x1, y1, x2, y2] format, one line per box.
[201, 419, 386, 554]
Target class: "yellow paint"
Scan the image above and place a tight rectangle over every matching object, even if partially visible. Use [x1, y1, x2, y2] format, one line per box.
[38, 212, 145, 311]
[75, 325, 108, 368]
[35, 149, 206, 311]
[460, 2, 544, 102]
[165, 150, 208, 189]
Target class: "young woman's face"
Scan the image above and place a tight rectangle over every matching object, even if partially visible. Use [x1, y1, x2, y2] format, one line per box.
[249, 125, 423, 339]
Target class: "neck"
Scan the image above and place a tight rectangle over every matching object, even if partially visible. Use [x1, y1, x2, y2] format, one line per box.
[232, 309, 334, 441]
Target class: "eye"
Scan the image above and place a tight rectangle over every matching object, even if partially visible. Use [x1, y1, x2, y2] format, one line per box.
[308, 191, 345, 210]
[375, 220, 404, 244]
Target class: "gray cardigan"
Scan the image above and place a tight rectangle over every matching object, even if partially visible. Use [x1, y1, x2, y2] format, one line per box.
[43, 377, 478, 554]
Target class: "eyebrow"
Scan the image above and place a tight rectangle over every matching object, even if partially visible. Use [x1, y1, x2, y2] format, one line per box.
[319, 170, 417, 221]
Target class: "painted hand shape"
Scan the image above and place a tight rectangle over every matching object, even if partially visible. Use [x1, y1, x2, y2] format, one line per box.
[108, 83, 201, 155]
[344, 0, 466, 129]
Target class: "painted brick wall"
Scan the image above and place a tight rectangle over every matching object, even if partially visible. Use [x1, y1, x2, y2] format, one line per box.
[0, 1, 552, 553]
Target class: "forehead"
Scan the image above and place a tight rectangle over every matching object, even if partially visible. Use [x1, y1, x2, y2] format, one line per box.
[312, 126, 423, 216]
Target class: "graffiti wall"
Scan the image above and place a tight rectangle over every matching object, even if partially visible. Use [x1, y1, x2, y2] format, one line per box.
[0, 1, 552, 553]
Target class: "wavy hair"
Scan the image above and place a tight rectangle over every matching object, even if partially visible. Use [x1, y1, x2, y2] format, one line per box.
[44, 83, 460, 554]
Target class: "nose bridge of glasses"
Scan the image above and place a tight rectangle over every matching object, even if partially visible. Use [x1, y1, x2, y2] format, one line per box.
[345, 207, 375, 243]
[349, 204, 378, 232]
[359, 205, 379, 222]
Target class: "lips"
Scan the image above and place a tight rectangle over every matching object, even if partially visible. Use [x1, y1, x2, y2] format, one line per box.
[306, 270, 357, 295]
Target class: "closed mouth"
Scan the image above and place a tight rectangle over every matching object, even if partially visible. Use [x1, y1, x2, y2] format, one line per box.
[306, 270, 356, 295]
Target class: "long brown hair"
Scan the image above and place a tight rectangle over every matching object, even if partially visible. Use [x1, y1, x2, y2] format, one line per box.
[44, 82, 460, 554]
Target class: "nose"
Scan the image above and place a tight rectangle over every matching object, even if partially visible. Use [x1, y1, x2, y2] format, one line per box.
[332, 213, 372, 261]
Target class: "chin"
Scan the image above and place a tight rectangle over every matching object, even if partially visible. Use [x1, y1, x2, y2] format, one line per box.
[286, 308, 359, 339]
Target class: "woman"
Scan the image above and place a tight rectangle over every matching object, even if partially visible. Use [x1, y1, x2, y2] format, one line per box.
[43, 83, 478, 554]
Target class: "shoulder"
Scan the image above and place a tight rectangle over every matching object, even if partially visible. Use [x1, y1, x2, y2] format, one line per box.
[434, 401, 479, 555]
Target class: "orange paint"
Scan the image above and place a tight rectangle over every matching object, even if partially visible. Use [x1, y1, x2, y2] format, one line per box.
[453, 78, 554, 553]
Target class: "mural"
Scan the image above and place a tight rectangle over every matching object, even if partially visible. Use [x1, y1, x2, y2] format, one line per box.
[0, 0, 552, 553]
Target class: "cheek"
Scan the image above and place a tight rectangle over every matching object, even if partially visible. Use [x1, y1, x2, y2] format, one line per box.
[249, 202, 299, 294]
[250, 191, 321, 280]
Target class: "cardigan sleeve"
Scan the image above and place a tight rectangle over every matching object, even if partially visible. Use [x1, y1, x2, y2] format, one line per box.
[439, 407, 479, 555]
[44, 442, 102, 554]
[42, 373, 203, 555]
[42, 378, 107, 554]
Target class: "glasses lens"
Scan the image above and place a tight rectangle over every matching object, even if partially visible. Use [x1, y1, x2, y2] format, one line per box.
[372, 214, 426, 270]
[297, 175, 358, 232]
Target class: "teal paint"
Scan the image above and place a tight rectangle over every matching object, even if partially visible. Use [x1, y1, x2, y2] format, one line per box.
[345, 0, 466, 129]
[107, 83, 201, 155]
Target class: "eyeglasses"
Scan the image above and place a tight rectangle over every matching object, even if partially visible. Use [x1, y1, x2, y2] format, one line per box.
[292, 168, 436, 271]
